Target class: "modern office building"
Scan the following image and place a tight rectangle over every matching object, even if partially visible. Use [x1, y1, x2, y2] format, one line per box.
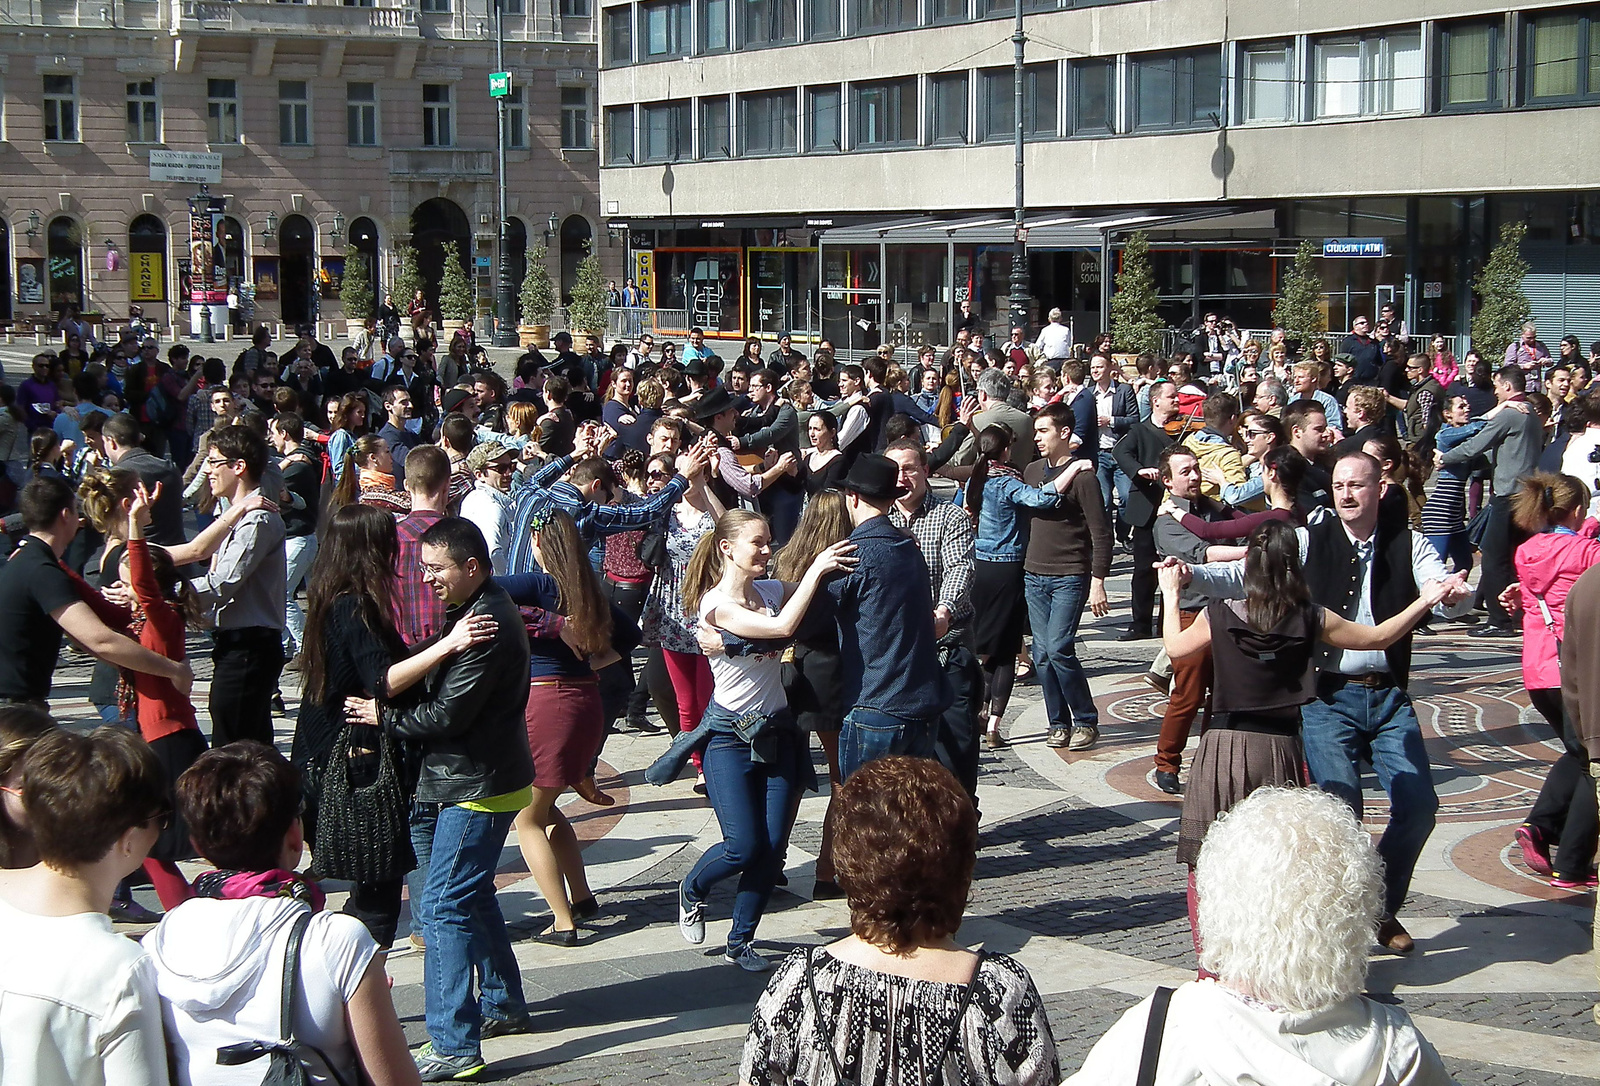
[0, 0, 612, 333]
[598, 0, 1600, 351]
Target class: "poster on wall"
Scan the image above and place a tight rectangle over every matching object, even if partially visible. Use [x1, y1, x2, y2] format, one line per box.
[177, 259, 192, 309]
[16, 259, 44, 304]
[255, 257, 279, 301]
[47, 256, 80, 308]
[188, 207, 212, 306]
[318, 256, 344, 300]
[129, 252, 165, 302]
[632, 250, 653, 306]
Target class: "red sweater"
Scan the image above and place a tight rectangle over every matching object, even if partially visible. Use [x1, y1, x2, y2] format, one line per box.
[124, 538, 198, 742]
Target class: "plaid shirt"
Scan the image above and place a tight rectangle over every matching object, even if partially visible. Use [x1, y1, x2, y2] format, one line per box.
[889, 490, 975, 640]
[505, 454, 687, 575]
[394, 509, 446, 645]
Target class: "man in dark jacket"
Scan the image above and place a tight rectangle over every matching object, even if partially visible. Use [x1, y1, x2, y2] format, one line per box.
[394, 517, 534, 1081]
[101, 412, 186, 546]
[1113, 379, 1180, 639]
[732, 367, 802, 543]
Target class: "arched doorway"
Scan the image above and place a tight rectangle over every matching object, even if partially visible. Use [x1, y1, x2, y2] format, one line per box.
[279, 214, 315, 326]
[0, 219, 11, 322]
[505, 217, 527, 301]
[410, 198, 471, 313]
[47, 216, 84, 315]
[558, 215, 592, 305]
[349, 216, 380, 300]
[128, 214, 167, 314]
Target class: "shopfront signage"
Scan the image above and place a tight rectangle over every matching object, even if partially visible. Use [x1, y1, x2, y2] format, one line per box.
[149, 150, 223, 184]
[488, 72, 512, 98]
[806, 219, 834, 227]
[1322, 237, 1386, 258]
[700, 221, 726, 228]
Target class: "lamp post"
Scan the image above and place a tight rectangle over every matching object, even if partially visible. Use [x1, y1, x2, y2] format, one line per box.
[492, 0, 517, 347]
[188, 189, 214, 342]
[1008, 2, 1031, 340]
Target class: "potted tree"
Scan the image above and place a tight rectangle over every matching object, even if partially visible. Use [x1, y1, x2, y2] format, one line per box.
[437, 241, 475, 338]
[340, 245, 376, 342]
[518, 244, 555, 349]
[1109, 230, 1164, 364]
[1271, 238, 1327, 357]
[391, 243, 425, 345]
[565, 254, 608, 341]
[1471, 221, 1531, 361]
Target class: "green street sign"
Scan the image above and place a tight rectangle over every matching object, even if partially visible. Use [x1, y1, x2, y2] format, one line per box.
[489, 72, 512, 98]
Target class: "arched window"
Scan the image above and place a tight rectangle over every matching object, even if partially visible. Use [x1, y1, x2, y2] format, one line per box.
[127, 214, 168, 306]
[278, 214, 316, 326]
[349, 216, 380, 297]
[558, 215, 592, 305]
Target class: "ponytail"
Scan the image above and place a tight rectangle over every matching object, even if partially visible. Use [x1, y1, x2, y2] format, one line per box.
[682, 509, 765, 618]
[331, 450, 360, 510]
[964, 424, 1013, 524]
[1512, 471, 1590, 534]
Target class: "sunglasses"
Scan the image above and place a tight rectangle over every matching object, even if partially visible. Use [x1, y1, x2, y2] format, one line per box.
[1244, 428, 1273, 438]
[647, 469, 673, 481]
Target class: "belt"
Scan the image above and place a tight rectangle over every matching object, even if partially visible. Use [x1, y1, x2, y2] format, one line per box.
[1329, 671, 1395, 689]
[529, 675, 598, 687]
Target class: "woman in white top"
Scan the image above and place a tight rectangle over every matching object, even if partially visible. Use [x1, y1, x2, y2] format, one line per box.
[0, 726, 170, 1086]
[675, 508, 855, 973]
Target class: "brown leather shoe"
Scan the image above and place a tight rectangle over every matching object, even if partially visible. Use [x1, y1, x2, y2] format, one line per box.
[574, 777, 614, 806]
[1377, 915, 1415, 954]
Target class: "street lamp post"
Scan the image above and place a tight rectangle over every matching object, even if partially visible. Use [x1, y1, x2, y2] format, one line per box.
[492, 0, 517, 347]
[1008, 2, 1031, 340]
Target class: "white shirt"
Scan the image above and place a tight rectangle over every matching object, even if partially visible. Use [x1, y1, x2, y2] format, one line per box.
[0, 896, 168, 1086]
[145, 897, 377, 1086]
[1094, 384, 1116, 449]
[700, 580, 788, 715]
[1033, 321, 1072, 360]
[461, 482, 515, 576]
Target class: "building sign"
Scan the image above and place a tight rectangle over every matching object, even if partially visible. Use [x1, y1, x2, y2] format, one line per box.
[488, 72, 512, 99]
[633, 249, 653, 306]
[1322, 237, 1386, 258]
[149, 149, 223, 184]
[129, 252, 165, 302]
[1423, 281, 1443, 299]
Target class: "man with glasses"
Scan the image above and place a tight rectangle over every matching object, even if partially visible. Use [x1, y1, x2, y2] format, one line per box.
[460, 440, 518, 576]
[629, 333, 655, 370]
[191, 426, 286, 747]
[1340, 315, 1383, 383]
[1199, 312, 1226, 373]
[1402, 353, 1444, 454]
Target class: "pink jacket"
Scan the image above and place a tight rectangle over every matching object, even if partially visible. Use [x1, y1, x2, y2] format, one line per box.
[1516, 527, 1600, 689]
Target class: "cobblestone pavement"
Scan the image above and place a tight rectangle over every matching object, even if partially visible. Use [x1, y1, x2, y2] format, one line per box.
[41, 534, 1600, 1084]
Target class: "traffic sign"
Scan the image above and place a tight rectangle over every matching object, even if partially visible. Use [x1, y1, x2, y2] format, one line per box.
[149, 149, 223, 184]
[489, 72, 513, 99]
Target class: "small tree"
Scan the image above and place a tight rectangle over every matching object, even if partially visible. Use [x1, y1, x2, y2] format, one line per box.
[1272, 239, 1327, 349]
[518, 245, 555, 326]
[565, 254, 608, 337]
[340, 245, 375, 322]
[391, 243, 424, 310]
[1108, 230, 1164, 355]
[1471, 220, 1532, 360]
[437, 241, 475, 322]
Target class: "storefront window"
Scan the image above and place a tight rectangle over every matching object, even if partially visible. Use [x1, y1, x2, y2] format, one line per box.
[821, 245, 881, 350]
[654, 247, 744, 336]
[748, 247, 819, 338]
[884, 245, 949, 349]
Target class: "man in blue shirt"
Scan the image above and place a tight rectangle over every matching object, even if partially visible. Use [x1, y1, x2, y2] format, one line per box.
[827, 454, 951, 780]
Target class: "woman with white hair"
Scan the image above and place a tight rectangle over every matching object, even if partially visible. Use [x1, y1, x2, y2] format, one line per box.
[1068, 787, 1453, 1085]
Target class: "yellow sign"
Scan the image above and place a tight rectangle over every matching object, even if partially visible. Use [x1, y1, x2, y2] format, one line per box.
[129, 252, 165, 302]
[633, 250, 653, 307]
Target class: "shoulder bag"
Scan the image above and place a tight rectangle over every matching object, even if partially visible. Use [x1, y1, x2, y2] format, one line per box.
[216, 911, 352, 1086]
[311, 718, 416, 885]
[1134, 986, 1175, 1086]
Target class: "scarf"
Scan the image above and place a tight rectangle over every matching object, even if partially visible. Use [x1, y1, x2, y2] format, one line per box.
[191, 868, 326, 911]
[986, 461, 1022, 483]
[360, 467, 397, 492]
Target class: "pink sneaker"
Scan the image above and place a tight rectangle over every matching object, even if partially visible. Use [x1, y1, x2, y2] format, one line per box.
[1515, 824, 1554, 877]
[1549, 873, 1598, 891]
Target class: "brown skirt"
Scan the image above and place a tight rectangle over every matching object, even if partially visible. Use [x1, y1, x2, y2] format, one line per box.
[1176, 727, 1306, 867]
[524, 677, 605, 790]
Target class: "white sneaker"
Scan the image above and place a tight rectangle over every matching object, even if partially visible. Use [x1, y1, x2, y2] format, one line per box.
[678, 879, 705, 945]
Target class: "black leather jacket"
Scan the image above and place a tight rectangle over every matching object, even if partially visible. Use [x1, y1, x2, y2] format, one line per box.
[392, 579, 534, 804]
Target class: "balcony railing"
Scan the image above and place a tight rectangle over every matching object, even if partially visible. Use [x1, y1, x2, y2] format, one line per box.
[388, 148, 495, 180]
[173, 0, 419, 36]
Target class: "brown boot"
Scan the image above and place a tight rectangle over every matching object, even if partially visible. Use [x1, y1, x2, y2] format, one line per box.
[574, 776, 614, 807]
[1376, 915, 1415, 954]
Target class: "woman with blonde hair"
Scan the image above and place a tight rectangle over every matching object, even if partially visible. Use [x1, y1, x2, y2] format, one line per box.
[651, 508, 855, 971]
[500, 509, 637, 943]
[1504, 472, 1600, 889]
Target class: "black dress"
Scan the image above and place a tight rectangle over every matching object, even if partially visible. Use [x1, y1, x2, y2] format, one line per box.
[799, 450, 847, 496]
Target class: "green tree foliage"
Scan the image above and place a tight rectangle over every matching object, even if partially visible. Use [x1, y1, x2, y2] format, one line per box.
[339, 245, 375, 321]
[565, 254, 608, 337]
[391, 243, 424, 312]
[1109, 231, 1164, 355]
[1471, 221, 1532, 361]
[437, 241, 475, 322]
[1271, 239, 1327, 347]
[519, 245, 555, 325]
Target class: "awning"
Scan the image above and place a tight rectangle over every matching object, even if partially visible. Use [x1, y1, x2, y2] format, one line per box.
[818, 207, 1277, 248]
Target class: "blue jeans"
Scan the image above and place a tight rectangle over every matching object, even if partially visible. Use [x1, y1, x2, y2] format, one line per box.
[1096, 449, 1130, 525]
[411, 802, 526, 1058]
[686, 720, 805, 952]
[1425, 531, 1473, 575]
[1300, 680, 1439, 918]
[283, 533, 318, 654]
[1025, 572, 1098, 731]
[839, 706, 936, 782]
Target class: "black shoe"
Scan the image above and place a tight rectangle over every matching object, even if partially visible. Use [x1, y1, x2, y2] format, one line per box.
[1468, 623, 1517, 639]
[271, 693, 287, 715]
[623, 715, 665, 734]
[1154, 771, 1182, 795]
[812, 879, 844, 900]
[532, 926, 579, 947]
[570, 896, 600, 920]
[478, 1012, 535, 1040]
[1118, 628, 1155, 642]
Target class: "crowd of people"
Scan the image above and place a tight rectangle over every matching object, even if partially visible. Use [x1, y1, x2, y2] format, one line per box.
[0, 306, 1592, 1085]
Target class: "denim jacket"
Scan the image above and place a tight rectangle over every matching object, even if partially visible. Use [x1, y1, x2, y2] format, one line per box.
[1435, 420, 1487, 481]
[975, 473, 1063, 563]
[644, 701, 812, 788]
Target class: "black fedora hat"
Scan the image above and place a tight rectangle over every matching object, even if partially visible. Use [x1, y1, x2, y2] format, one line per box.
[691, 386, 737, 420]
[840, 453, 907, 501]
[683, 357, 711, 378]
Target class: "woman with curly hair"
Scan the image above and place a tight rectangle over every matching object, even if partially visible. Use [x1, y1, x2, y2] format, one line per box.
[740, 757, 1059, 1086]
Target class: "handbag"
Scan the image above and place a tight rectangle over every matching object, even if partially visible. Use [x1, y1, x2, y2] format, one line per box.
[803, 947, 982, 1086]
[637, 527, 669, 573]
[311, 719, 415, 885]
[216, 911, 352, 1086]
[1465, 504, 1492, 547]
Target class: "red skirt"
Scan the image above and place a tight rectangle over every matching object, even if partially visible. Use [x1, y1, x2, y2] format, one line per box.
[524, 676, 604, 789]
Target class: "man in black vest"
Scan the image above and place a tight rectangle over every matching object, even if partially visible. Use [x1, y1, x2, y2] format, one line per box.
[1185, 451, 1470, 954]
[1113, 379, 1180, 639]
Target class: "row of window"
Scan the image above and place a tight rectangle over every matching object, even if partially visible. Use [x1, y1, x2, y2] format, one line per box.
[31, 76, 593, 150]
[603, 9, 1600, 163]
[410, 0, 591, 14]
[602, 0, 1135, 64]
